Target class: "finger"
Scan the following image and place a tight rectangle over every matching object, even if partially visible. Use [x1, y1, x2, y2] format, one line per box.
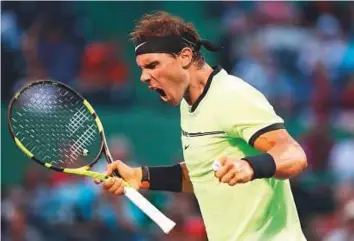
[108, 177, 123, 193]
[230, 171, 251, 185]
[229, 175, 240, 186]
[105, 161, 120, 176]
[114, 183, 125, 195]
[217, 156, 228, 166]
[103, 177, 115, 190]
[215, 162, 234, 179]
[94, 178, 102, 185]
[221, 171, 236, 184]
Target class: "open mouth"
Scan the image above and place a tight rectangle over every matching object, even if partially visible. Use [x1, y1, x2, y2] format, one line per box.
[155, 88, 166, 97]
[148, 86, 168, 102]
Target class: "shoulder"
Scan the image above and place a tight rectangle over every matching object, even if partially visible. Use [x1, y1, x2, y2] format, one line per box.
[213, 69, 268, 104]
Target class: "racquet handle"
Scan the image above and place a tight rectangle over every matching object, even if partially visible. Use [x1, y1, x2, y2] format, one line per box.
[124, 186, 176, 233]
[112, 170, 122, 178]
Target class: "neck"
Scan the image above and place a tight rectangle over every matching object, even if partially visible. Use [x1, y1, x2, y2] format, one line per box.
[184, 64, 214, 106]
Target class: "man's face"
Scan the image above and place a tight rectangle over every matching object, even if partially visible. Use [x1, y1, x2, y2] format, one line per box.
[136, 53, 189, 105]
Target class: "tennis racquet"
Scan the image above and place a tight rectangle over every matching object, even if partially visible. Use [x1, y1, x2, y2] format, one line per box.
[7, 80, 176, 234]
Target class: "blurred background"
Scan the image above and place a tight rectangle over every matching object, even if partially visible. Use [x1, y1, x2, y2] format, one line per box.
[1, 1, 354, 241]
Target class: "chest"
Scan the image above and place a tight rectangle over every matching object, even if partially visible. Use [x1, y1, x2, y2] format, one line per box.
[180, 109, 228, 165]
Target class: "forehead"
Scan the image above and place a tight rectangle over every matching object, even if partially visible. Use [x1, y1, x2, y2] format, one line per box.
[136, 53, 174, 67]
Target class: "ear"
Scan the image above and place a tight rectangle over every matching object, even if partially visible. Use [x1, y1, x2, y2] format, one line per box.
[179, 47, 193, 68]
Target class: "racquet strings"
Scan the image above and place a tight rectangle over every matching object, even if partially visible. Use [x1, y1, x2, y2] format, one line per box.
[10, 83, 102, 169]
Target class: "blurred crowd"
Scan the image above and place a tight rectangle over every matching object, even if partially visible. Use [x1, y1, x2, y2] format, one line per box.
[1, 1, 132, 105]
[2, 1, 354, 241]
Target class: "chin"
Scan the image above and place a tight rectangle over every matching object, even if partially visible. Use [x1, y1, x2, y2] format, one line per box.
[170, 97, 183, 106]
[169, 100, 180, 106]
[161, 95, 180, 106]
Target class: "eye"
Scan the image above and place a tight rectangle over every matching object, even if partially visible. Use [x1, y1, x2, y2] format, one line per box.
[145, 62, 158, 69]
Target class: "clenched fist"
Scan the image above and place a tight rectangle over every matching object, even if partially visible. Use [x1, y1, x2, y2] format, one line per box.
[212, 157, 254, 186]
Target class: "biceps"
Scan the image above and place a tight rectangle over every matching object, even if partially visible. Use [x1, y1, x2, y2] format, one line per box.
[253, 129, 294, 152]
[253, 129, 305, 162]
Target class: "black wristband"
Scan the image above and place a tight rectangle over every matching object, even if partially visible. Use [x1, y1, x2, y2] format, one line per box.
[140, 166, 150, 189]
[148, 164, 183, 192]
[241, 153, 276, 180]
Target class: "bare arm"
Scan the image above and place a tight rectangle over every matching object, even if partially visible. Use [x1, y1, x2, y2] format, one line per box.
[180, 162, 193, 192]
[253, 129, 307, 179]
[214, 128, 308, 185]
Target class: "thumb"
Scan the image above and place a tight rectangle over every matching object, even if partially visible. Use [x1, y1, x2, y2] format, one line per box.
[105, 161, 120, 176]
[217, 156, 227, 166]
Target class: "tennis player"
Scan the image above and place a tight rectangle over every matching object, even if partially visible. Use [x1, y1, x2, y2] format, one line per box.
[100, 11, 308, 241]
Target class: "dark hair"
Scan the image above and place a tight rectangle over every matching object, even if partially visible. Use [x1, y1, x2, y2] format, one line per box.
[130, 11, 204, 67]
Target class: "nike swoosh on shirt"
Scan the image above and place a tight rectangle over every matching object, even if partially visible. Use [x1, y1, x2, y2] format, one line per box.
[135, 42, 147, 52]
[184, 144, 190, 150]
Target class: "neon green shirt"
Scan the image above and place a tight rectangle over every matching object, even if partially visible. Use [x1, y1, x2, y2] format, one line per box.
[180, 66, 306, 241]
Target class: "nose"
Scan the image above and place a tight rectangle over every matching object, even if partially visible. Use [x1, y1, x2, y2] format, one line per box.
[140, 70, 151, 83]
